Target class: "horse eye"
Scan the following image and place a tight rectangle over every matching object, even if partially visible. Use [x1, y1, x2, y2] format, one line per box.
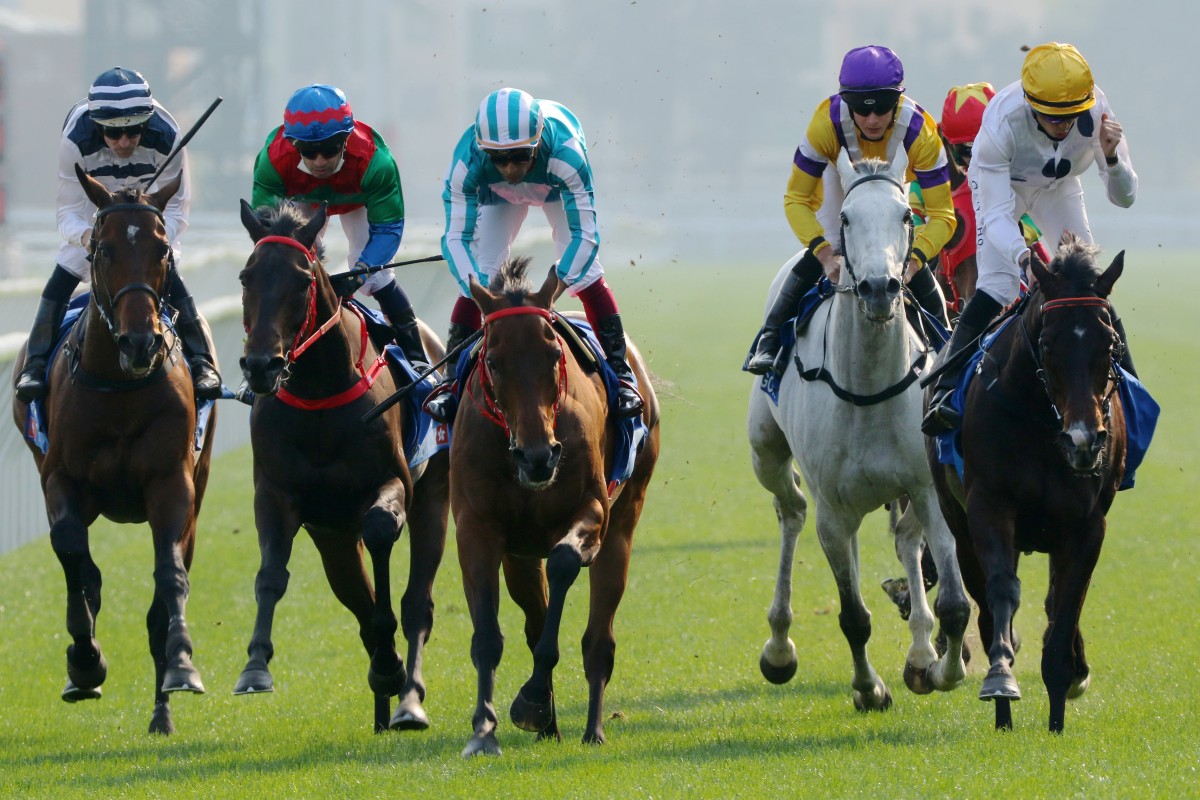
[840, 212, 850, 226]
[903, 209, 913, 224]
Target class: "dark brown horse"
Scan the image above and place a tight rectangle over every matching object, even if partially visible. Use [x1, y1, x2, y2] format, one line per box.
[929, 234, 1127, 732]
[235, 200, 448, 733]
[452, 258, 660, 756]
[10, 164, 215, 734]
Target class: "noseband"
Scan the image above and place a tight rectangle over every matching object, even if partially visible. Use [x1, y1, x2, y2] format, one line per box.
[838, 172, 915, 296]
[472, 306, 568, 438]
[88, 202, 169, 339]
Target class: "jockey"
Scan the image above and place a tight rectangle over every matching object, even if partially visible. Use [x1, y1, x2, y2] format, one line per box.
[923, 42, 1138, 435]
[14, 66, 222, 402]
[745, 45, 954, 376]
[425, 87, 644, 423]
[251, 84, 428, 371]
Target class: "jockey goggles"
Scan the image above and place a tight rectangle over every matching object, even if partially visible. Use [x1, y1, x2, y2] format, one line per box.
[842, 90, 899, 118]
[292, 135, 348, 160]
[486, 147, 537, 166]
[98, 121, 146, 139]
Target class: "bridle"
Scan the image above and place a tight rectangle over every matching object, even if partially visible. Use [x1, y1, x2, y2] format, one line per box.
[837, 172, 915, 298]
[247, 234, 388, 410]
[87, 202, 169, 340]
[471, 306, 568, 437]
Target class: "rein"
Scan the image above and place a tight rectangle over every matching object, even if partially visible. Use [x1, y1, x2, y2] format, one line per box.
[251, 234, 388, 411]
[470, 306, 568, 436]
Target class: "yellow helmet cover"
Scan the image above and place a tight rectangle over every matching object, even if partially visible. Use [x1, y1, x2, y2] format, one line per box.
[1021, 43, 1095, 115]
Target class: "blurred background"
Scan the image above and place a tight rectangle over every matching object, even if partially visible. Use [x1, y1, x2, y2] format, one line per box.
[0, 0, 1192, 550]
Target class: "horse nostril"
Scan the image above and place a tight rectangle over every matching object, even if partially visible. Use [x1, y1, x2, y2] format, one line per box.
[857, 279, 872, 296]
[886, 277, 902, 295]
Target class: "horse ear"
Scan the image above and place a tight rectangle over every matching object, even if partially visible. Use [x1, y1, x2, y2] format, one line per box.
[1030, 252, 1052, 288]
[889, 146, 910, 185]
[835, 149, 857, 190]
[296, 203, 327, 248]
[240, 199, 268, 243]
[468, 273, 495, 315]
[1096, 250, 1125, 297]
[531, 266, 562, 309]
[147, 174, 182, 211]
[74, 163, 113, 209]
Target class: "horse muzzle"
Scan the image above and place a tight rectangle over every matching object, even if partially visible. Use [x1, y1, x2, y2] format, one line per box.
[855, 275, 902, 322]
[240, 353, 286, 396]
[116, 331, 164, 375]
[510, 440, 562, 489]
[1057, 424, 1108, 473]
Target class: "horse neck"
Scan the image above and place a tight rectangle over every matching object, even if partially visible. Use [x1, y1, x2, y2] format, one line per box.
[826, 292, 916, 388]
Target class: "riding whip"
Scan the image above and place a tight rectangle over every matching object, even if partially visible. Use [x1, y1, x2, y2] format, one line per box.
[360, 328, 484, 424]
[143, 96, 224, 189]
[340, 254, 446, 280]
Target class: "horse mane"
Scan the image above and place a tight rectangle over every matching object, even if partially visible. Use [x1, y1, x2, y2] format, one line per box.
[252, 200, 327, 259]
[853, 157, 891, 178]
[489, 256, 535, 304]
[1049, 234, 1103, 288]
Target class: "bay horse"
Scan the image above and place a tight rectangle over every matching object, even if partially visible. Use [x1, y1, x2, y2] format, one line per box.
[235, 200, 449, 733]
[453, 257, 659, 756]
[10, 164, 215, 734]
[928, 234, 1127, 732]
[748, 151, 969, 711]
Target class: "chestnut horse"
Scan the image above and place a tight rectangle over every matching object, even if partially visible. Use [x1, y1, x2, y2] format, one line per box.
[453, 258, 659, 756]
[929, 234, 1127, 731]
[10, 165, 215, 734]
[235, 200, 449, 733]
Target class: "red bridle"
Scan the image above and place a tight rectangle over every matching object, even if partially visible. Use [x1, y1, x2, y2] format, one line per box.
[248, 235, 388, 410]
[470, 306, 568, 436]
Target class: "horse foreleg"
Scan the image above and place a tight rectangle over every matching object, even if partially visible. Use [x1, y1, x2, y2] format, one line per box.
[502, 554, 554, 740]
[459, 518, 505, 757]
[360, 480, 408, 728]
[748, 421, 807, 684]
[968, 498, 1021, 726]
[391, 453, 449, 732]
[891, 501, 939, 694]
[1043, 523, 1104, 732]
[1044, 562, 1091, 700]
[234, 491, 299, 696]
[146, 515, 198, 735]
[47, 483, 107, 702]
[146, 474, 203, 698]
[909, 489, 970, 693]
[815, 506, 891, 712]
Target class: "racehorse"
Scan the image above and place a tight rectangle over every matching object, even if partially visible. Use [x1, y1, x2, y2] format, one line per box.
[928, 234, 1127, 732]
[748, 151, 970, 711]
[452, 257, 659, 756]
[235, 200, 449, 733]
[10, 165, 215, 734]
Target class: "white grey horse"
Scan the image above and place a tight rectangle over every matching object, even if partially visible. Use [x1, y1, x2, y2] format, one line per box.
[747, 150, 970, 711]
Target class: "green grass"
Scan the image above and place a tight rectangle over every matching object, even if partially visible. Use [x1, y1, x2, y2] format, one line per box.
[1, 252, 1197, 798]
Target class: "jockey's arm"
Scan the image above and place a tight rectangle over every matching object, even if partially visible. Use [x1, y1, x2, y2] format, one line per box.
[250, 144, 287, 211]
[548, 149, 600, 283]
[56, 139, 93, 248]
[441, 148, 483, 279]
[972, 125, 1028, 269]
[906, 116, 955, 268]
[159, 147, 191, 245]
[784, 109, 839, 260]
[356, 150, 406, 267]
[1091, 90, 1137, 208]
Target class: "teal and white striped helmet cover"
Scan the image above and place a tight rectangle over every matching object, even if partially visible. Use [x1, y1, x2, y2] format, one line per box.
[475, 88, 543, 149]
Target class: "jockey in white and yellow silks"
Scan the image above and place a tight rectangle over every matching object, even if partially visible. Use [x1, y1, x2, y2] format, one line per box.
[923, 43, 1139, 435]
[746, 45, 954, 376]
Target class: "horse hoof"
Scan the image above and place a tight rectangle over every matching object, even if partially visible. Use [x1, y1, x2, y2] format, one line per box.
[510, 687, 555, 733]
[853, 685, 893, 712]
[462, 733, 502, 758]
[979, 667, 1021, 701]
[881, 578, 912, 621]
[1067, 672, 1091, 700]
[163, 663, 205, 694]
[66, 652, 108, 693]
[759, 649, 798, 685]
[582, 728, 606, 746]
[930, 657, 966, 692]
[903, 662, 935, 695]
[233, 668, 274, 695]
[62, 679, 102, 703]
[389, 693, 430, 731]
[367, 661, 407, 698]
[148, 701, 174, 735]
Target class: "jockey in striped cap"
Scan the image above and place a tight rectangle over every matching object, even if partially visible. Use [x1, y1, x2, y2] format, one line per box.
[426, 88, 645, 423]
[14, 66, 222, 402]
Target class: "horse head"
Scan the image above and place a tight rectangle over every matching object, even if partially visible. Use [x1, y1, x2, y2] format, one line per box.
[834, 150, 913, 322]
[1028, 232, 1125, 473]
[75, 163, 180, 376]
[238, 199, 329, 395]
[468, 257, 565, 489]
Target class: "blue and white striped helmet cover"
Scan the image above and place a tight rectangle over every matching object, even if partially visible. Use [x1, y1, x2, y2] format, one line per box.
[88, 67, 154, 127]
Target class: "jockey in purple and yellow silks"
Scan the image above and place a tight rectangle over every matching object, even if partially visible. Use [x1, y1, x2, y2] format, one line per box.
[251, 84, 428, 371]
[746, 45, 954, 376]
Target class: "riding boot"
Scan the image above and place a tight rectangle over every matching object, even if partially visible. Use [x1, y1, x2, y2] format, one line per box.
[387, 307, 431, 373]
[595, 313, 644, 418]
[921, 292, 1002, 436]
[744, 248, 824, 375]
[423, 322, 476, 424]
[907, 261, 951, 328]
[175, 305, 223, 401]
[1111, 313, 1138, 378]
[14, 298, 71, 402]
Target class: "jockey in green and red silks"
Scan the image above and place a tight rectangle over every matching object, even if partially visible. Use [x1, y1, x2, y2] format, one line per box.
[251, 84, 428, 371]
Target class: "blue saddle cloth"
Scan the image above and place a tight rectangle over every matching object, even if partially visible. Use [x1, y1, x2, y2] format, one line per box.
[22, 293, 216, 455]
[754, 279, 950, 404]
[933, 318, 1159, 491]
[451, 316, 648, 490]
[346, 300, 450, 469]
